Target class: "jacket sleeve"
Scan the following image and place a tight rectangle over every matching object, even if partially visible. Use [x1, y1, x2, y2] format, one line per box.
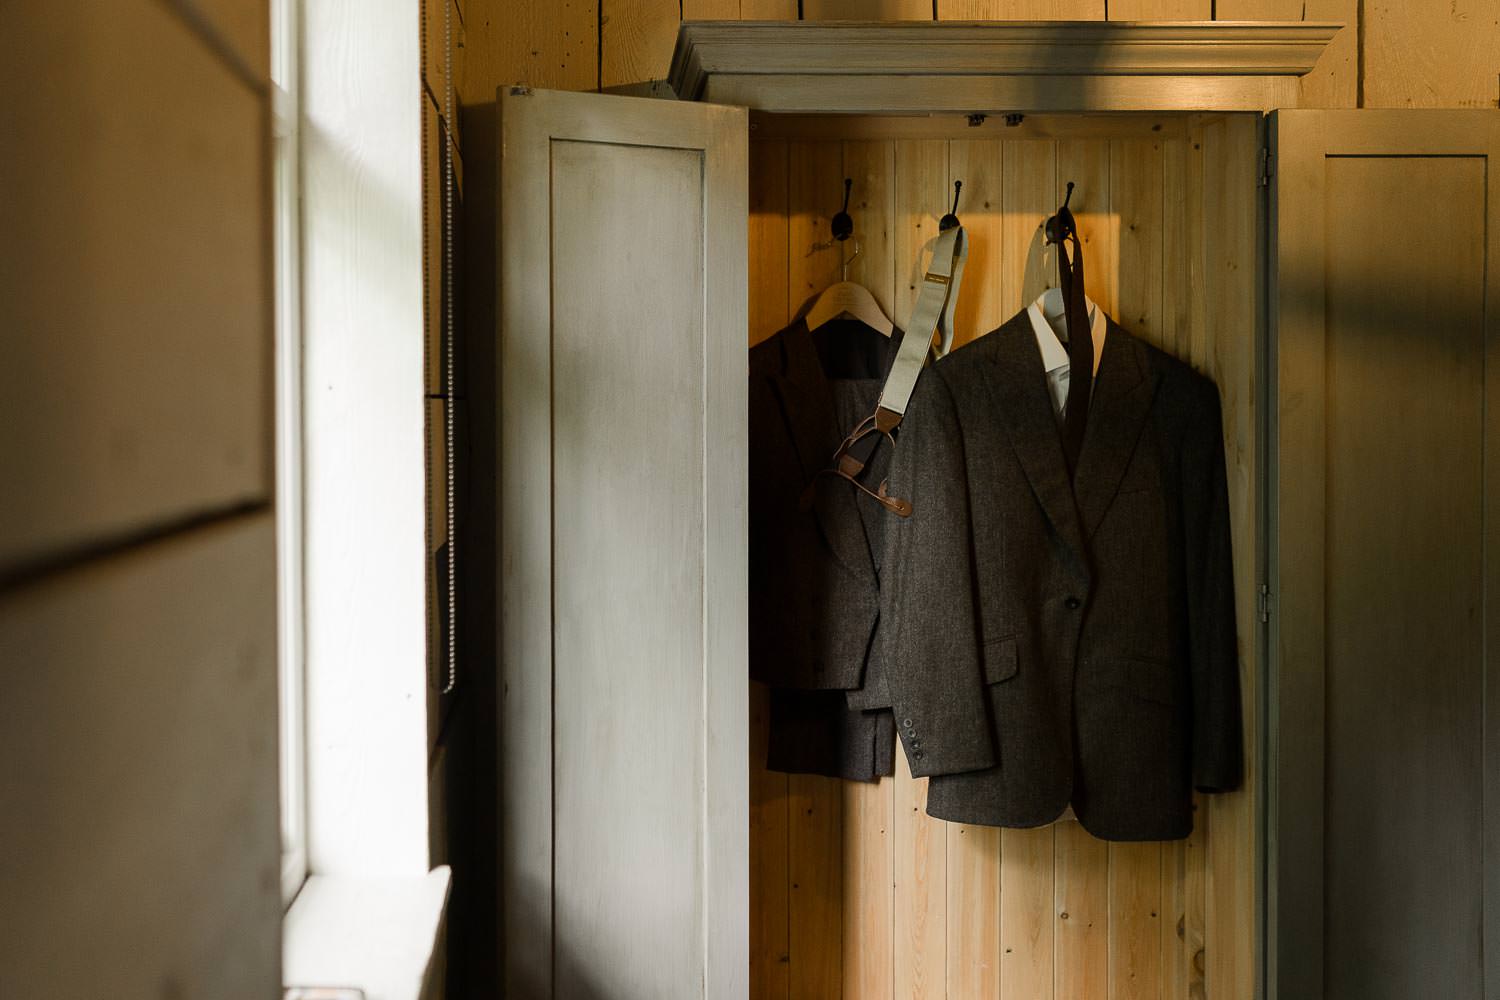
[1182, 378, 1244, 793]
[875, 367, 997, 779]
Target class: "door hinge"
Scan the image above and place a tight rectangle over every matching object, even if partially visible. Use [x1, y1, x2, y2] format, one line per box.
[1259, 147, 1273, 188]
[1258, 584, 1273, 623]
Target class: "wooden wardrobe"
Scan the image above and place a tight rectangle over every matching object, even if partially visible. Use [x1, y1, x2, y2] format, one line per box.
[494, 20, 1500, 1000]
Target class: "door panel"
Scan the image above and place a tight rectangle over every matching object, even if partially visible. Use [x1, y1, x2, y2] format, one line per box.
[1271, 109, 1500, 1000]
[497, 88, 748, 1000]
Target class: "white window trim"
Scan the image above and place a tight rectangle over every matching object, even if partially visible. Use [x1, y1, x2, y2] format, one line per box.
[272, 0, 308, 910]
[278, 0, 446, 995]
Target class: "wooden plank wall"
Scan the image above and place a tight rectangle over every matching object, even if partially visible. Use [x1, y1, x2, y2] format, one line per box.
[745, 118, 1258, 1000]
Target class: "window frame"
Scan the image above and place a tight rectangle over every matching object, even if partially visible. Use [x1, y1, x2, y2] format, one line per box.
[272, 0, 308, 909]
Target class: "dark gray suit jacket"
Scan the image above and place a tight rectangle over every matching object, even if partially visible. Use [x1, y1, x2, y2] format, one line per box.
[865, 310, 1242, 840]
[749, 318, 899, 780]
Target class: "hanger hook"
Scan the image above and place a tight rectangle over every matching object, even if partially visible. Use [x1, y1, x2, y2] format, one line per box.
[1044, 180, 1078, 246]
[832, 178, 855, 243]
[841, 240, 861, 282]
[939, 179, 963, 232]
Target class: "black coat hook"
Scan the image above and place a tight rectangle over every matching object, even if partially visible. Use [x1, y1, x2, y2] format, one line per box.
[1045, 181, 1077, 245]
[939, 180, 963, 232]
[832, 178, 854, 242]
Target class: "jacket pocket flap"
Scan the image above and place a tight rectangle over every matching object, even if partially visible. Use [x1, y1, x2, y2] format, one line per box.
[983, 636, 1019, 684]
[1127, 657, 1176, 706]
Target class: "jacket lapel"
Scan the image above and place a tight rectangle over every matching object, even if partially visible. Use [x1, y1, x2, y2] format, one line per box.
[1071, 322, 1160, 540]
[982, 310, 1088, 566]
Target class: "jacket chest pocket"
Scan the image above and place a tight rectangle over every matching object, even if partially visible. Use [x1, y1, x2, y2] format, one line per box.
[983, 635, 1019, 684]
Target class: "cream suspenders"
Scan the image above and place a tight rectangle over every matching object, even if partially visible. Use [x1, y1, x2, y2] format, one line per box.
[813, 224, 969, 517]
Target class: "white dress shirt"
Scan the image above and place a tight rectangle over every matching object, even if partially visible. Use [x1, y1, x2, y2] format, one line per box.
[1027, 293, 1108, 422]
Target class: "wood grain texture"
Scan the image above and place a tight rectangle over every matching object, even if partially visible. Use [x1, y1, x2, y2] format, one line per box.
[1108, 0, 1208, 18]
[460, 0, 596, 98]
[937, 0, 1104, 17]
[742, 0, 799, 16]
[947, 819, 1000, 1000]
[602, 0, 682, 86]
[843, 776, 895, 1000]
[1001, 826, 1057, 1000]
[1109, 138, 1164, 346]
[893, 753, 946, 1000]
[1107, 842, 1162, 1000]
[804, 0, 933, 20]
[1055, 821, 1110, 1000]
[1362, 0, 1500, 108]
[1199, 113, 1258, 1000]
[844, 140, 899, 328]
[1000, 139, 1060, 317]
[1057, 139, 1115, 313]
[749, 684, 791, 1000]
[1216, 0, 1358, 108]
[948, 139, 1005, 347]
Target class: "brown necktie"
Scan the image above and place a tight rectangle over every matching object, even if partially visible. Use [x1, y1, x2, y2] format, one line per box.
[1057, 231, 1092, 475]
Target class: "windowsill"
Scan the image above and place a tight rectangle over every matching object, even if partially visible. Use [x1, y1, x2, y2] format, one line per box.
[283, 867, 451, 1000]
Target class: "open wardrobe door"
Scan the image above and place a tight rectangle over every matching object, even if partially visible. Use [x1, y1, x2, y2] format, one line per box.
[1270, 109, 1500, 1000]
[497, 88, 748, 1000]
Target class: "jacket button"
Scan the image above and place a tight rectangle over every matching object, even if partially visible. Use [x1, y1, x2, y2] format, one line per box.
[914, 751, 925, 760]
[902, 718, 913, 728]
[1065, 596, 1082, 610]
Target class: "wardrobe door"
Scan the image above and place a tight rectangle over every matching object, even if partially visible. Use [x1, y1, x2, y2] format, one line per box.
[496, 88, 748, 1000]
[1270, 109, 1500, 1000]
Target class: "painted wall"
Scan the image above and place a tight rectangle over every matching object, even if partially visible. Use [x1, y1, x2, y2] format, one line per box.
[0, 2, 280, 997]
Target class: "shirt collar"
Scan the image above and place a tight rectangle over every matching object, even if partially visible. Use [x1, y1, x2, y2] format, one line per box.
[1027, 297, 1106, 374]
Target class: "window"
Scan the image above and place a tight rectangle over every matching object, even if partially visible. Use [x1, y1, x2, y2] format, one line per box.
[272, 0, 307, 907]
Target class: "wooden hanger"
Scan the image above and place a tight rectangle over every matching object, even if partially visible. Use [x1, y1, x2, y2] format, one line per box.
[804, 179, 895, 338]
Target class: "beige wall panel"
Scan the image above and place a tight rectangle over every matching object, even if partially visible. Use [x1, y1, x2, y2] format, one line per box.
[0, 515, 279, 1000]
[937, 0, 1105, 18]
[460, 0, 596, 98]
[0, 1, 270, 577]
[1215, 0, 1357, 108]
[179, 0, 271, 78]
[1363, 0, 1500, 108]
[804, 0, 933, 19]
[602, 0, 682, 86]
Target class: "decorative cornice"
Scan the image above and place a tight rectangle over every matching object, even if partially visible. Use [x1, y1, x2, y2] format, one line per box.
[668, 20, 1343, 113]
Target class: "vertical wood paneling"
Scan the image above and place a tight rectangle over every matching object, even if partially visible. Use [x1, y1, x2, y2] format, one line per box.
[1109, 139, 1164, 346]
[601, 0, 681, 87]
[838, 140, 896, 1000]
[948, 139, 1005, 347]
[750, 139, 791, 346]
[844, 140, 899, 327]
[748, 134, 792, 1000]
[1055, 820, 1110, 1000]
[742, 0, 799, 15]
[937, 0, 1105, 18]
[1215, 0, 1359, 109]
[683, 0, 743, 16]
[1363, 0, 1500, 108]
[891, 141, 952, 1000]
[1000, 140, 1060, 317]
[1199, 113, 1260, 1000]
[804, 0, 933, 20]
[786, 138, 847, 1000]
[1108, 0, 1209, 17]
[1159, 135, 1192, 363]
[1001, 826, 1057, 1000]
[1107, 842, 1163, 1000]
[460, 0, 595, 97]
[1057, 139, 1114, 315]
